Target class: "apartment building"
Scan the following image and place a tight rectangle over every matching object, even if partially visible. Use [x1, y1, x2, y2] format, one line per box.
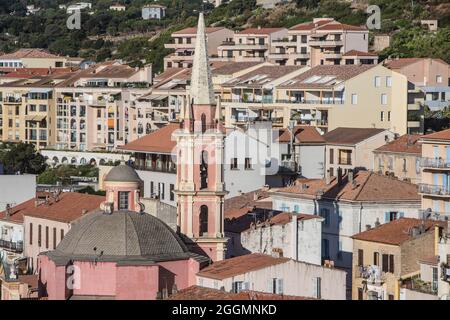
[373, 134, 423, 184]
[52, 63, 152, 151]
[385, 58, 450, 112]
[164, 27, 234, 69]
[419, 129, 450, 217]
[0, 73, 72, 149]
[196, 253, 347, 300]
[268, 18, 376, 67]
[352, 218, 441, 300]
[270, 171, 421, 273]
[323, 127, 395, 176]
[218, 28, 288, 63]
[0, 49, 72, 69]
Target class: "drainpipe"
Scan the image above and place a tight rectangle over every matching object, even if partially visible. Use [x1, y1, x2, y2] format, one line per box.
[291, 214, 298, 260]
[359, 202, 363, 233]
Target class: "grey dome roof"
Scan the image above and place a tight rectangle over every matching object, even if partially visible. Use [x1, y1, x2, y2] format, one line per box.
[104, 164, 142, 183]
[51, 211, 190, 263]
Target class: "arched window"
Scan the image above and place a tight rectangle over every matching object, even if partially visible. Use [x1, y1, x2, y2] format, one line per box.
[71, 157, 77, 165]
[199, 205, 208, 237]
[200, 151, 208, 189]
[52, 157, 59, 165]
[80, 158, 87, 165]
[201, 113, 207, 133]
[61, 157, 68, 164]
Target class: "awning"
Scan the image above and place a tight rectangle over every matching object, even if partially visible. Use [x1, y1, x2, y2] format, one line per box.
[25, 115, 47, 121]
[29, 88, 52, 94]
[147, 95, 168, 101]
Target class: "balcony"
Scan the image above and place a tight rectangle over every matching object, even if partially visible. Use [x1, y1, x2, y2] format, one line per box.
[323, 52, 342, 59]
[222, 97, 274, 104]
[3, 97, 22, 104]
[220, 41, 268, 50]
[419, 209, 449, 220]
[309, 39, 343, 47]
[418, 183, 450, 197]
[0, 239, 23, 253]
[356, 265, 386, 284]
[133, 163, 176, 174]
[275, 99, 343, 105]
[421, 157, 450, 170]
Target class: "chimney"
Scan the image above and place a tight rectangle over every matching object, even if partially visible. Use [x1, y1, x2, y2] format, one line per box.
[253, 192, 259, 201]
[365, 224, 372, 231]
[5, 204, 11, 219]
[348, 170, 354, 183]
[375, 218, 381, 228]
[81, 209, 88, 215]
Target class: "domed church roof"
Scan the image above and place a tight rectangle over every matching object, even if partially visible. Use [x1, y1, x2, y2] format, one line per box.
[44, 210, 198, 264]
[104, 164, 142, 183]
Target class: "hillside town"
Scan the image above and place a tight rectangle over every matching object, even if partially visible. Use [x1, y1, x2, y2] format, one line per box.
[0, 1, 449, 303]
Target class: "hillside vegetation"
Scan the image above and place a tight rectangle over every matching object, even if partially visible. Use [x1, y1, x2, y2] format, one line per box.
[0, 0, 448, 73]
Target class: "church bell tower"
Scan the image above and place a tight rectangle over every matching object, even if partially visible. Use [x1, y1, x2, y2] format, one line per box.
[173, 12, 227, 262]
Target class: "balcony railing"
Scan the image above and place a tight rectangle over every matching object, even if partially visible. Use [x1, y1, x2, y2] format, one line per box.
[3, 97, 22, 103]
[418, 183, 450, 196]
[222, 97, 274, 104]
[338, 158, 352, 165]
[421, 157, 450, 169]
[133, 164, 176, 174]
[275, 99, 344, 105]
[0, 239, 23, 252]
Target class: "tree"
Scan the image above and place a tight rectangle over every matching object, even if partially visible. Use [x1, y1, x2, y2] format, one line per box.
[0, 143, 47, 174]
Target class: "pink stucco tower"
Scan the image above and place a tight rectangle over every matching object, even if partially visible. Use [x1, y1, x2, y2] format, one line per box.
[173, 13, 228, 262]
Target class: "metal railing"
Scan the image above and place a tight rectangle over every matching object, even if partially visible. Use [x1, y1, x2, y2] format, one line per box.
[421, 157, 450, 169]
[0, 239, 23, 252]
[418, 183, 450, 196]
[275, 99, 344, 105]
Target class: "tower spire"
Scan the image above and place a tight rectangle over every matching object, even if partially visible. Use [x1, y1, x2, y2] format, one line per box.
[190, 12, 215, 106]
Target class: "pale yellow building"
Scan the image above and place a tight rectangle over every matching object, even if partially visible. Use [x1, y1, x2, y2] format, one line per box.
[352, 218, 440, 300]
[0, 49, 71, 69]
[419, 129, 450, 216]
[373, 134, 423, 184]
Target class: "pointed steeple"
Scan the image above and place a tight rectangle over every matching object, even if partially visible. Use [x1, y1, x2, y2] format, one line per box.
[190, 13, 216, 106]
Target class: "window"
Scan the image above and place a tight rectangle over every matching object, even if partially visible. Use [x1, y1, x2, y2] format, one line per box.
[53, 227, 57, 250]
[158, 183, 165, 200]
[374, 76, 381, 87]
[329, 148, 334, 164]
[170, 184, 175, 201]
[244, 158, 252, 170]
[436, 75, 442, 83]
[45, 226, 49, 249]
[381, 93, 387, 105]
[199, 205, 208, 237]
[230, 158, 238, 170]
[313, 277, 321, 299]
[322, 239, 329, 259]
[432, 267, 438, 292]
[118, 191, 129, 210]
[200, 151, 208, 189]
[232, 281, 244, 293]
[351, 94, 358, 105]
[373, 252, 380, 266]
[29, 223, 33, 245]
[386, 76, 392, 87]
[381, 111, 384, 121]
[403, 159, 407, 172]
[293, 205, 300, 213]
[358, 249, 364, 266]
[382, 254, 395, 273]
[60, 229, 64, 241]
[150, 181, 154, 196]
[338, 150, 352, 165]
[38, 225, 42, 247]
[387, 111, 391, 121]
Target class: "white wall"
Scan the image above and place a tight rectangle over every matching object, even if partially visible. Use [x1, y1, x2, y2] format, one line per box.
[198, 259, 347, 300]
[298, 145, 325, 179]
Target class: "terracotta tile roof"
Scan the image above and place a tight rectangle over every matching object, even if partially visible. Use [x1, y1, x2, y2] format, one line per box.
[317, 23, 366, 31]
[225, 189, 272, 218]
[238, 28, 285, 35]
[324, 127, 386, 145]
[277, 126, 325, 144]
[168, 286, 314, 300]
[418, 255, 439, 266]
[278, 65, 375, 89]
[343, 50, 378, 57]
[275, 171, 420, 202]
[119, 123, 179, 154]
[384, 58, 421, 69]
[289, 20, 334, 31]
[0, 49, 63, 60]
[374, 134, 422, 155]
[352, 218, 443, 245]
[172, 27, 225, 35]
[197, 254, 290, 280]
[422, 129, 450, 141]
[0, 192, 104, 224]
[212, 62, 262, 75]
